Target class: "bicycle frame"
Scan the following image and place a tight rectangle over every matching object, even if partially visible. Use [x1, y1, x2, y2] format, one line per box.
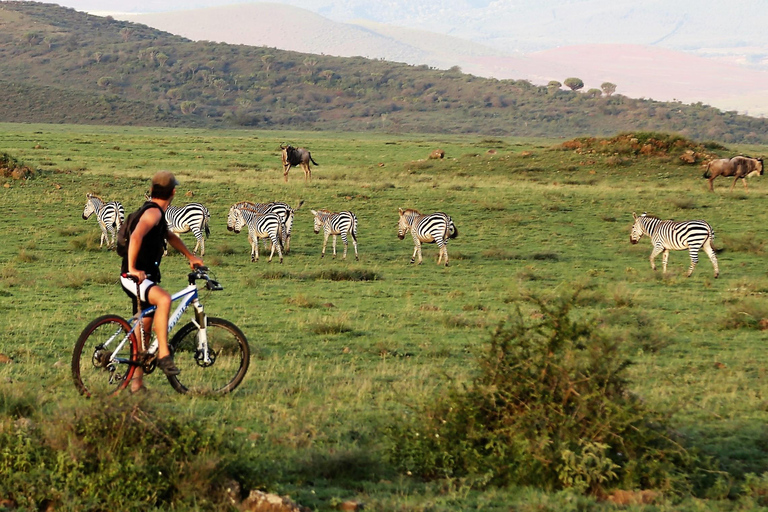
[102, 281, 211, 374]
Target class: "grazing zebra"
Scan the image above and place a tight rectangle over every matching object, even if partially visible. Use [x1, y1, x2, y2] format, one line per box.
[82, 193, 125, 249]
[227, 205, 285, 263]
[397, 208, 458, 266]
[233, 199, 303, 252]
[165, 203, 211, 256]
[630, 212, 719, 278]
[311, 209, 359, 260]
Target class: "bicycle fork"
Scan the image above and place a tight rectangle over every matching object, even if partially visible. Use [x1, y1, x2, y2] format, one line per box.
[191, 299, 215, 367]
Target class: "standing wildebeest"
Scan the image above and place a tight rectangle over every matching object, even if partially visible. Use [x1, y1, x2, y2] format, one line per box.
[703, 156, 764, 192]
[280, 145, 318, 183]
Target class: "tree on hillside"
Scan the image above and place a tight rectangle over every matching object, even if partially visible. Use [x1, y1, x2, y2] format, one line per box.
[547, 81, 562, 95]
[586, 88, 602, 98]
[564, 77, 584, 91]
[261, 55, 274, 74]
[601, 82, 617, 96]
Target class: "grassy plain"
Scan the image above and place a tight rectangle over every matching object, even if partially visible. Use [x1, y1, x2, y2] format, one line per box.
[2, 123, 768, 510]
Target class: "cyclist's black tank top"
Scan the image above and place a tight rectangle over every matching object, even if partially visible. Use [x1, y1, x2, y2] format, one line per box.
[121, 202, 168, 282]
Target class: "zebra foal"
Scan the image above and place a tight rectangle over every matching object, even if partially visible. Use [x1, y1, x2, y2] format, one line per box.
[227, 205, 285, 263]
[630, 212, 719, 278]
[82, 193, 125, 249]
[397, 208, 457, 266]
[311, 209, 359, 260]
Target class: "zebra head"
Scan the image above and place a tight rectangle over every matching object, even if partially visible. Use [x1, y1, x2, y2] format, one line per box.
[82, 193, 101, 220]
[397, 208, 415, 239]
[630, 212, 647, 244]
[227, 205, 245, 233]
[311, 209, 326, 234]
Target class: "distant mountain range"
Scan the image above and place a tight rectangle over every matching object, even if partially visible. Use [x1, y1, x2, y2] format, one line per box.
[108, 2, 768, 116]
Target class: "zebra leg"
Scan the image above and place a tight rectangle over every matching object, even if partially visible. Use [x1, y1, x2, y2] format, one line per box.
[687, 248, 700, 277]
[662, 249, 670, 274]
[321, 232, 329, 258]
[411, 243, 419, 264]
[702, 239, 719, 278]
[649, 246, 663, 271]
[268, 234, 283, 263]
[250, 236, 258, 262]
[333, 234, 339, 259]
[352, 233, 359, 261]
[192, 230, 203, 256]
[443, 242, 449, 267]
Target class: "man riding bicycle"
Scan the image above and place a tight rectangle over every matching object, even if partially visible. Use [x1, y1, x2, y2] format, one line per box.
[120, 171, 204, 392]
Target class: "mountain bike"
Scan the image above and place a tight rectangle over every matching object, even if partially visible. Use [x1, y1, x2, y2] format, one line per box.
[72, 266, 250, 397]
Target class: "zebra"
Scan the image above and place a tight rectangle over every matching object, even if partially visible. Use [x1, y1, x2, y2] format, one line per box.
[630, 212, 719, 278]
[164, 203, 211, 256]
[397, 208, 458, 266]
[233, 199, 303, 252]
[227, 205, 285, 263]
[82, 193, 125, 249]
[311, 209, 359, 260]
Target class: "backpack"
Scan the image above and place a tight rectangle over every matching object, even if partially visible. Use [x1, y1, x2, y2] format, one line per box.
[116, 202, 163, 258]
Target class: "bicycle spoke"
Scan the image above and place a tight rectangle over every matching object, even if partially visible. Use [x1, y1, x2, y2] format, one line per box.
[167, 317, 249, 395]
[72, 315, 137, 398]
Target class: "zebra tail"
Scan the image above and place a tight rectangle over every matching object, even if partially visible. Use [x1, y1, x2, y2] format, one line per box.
[204, 214, 211, 239]
[295, 199, 305, 210]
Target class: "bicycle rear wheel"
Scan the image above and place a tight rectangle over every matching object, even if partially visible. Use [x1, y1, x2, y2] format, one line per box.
[72, 315, 138, 398]
[167, 317, 250, 395]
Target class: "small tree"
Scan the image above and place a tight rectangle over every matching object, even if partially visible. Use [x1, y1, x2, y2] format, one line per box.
[564, 77, 584, 91]
[547, 80, 562, 95]
[586, 88, 602, 98]
[601, 82, 617, 96]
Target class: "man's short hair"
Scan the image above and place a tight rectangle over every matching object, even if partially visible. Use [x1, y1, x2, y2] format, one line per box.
[150, 171, 178, 199]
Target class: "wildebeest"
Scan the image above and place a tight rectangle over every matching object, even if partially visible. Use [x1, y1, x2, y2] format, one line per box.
[280, 145, 318, 183]
[703, 156, 764, 192]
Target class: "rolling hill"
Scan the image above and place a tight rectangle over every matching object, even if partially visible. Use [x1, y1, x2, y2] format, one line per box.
[116, 3, 768, 117]
[1, 1, 768, 143]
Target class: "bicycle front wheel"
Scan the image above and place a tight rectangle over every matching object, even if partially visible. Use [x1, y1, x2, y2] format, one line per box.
[167, 317, 250, 395]
[72, 315, 138, 398]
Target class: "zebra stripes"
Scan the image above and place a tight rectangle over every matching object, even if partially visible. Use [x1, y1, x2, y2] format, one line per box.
[227, 204, 285, 263]
[165, 203, 211, 256]
[630, 212, 719, 278]
[82, 193, 125, 249]
[398, 208, 458, 266]
[311, 209, 359, 260]
[233, 200, 303, 252]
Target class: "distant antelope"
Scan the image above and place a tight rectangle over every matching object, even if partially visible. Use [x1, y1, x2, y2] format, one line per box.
[280, 145, 318, 183]
[703, 156, 764, 192]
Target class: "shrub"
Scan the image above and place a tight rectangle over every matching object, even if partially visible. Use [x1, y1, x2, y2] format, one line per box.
[386, 288, 698, 494]
[0, 395, 251, 510]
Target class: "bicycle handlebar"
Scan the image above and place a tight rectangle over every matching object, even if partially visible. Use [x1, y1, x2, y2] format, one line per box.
[121, 265, 223, 291]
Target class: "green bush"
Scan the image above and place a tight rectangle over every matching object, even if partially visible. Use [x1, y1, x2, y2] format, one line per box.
[0, 394, 250, 510]
[386, 288, 699, 494]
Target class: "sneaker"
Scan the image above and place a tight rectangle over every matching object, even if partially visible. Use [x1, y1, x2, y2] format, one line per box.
[157, 355, 180, 376]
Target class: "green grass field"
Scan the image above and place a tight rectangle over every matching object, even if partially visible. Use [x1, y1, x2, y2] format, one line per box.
[2, 123, 768, 510]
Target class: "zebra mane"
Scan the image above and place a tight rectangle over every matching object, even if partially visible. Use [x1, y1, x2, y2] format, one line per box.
[640, 214, 660, 220]
[401, 208, 420, 215]
[87, 193, 104, 202]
